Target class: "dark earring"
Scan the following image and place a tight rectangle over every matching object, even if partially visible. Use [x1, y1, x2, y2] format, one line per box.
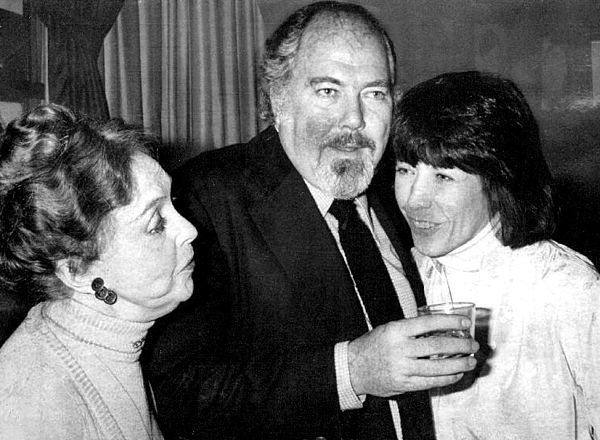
[91, 277, 118, 305]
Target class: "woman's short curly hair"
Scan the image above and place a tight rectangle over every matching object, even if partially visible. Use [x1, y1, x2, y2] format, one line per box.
[392, 71, 556, 249]
[0, 103, 159, 300]
[258, 0, 396, 124]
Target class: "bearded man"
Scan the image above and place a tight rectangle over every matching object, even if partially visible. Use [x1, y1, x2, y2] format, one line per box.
[144, 2, 477, 440]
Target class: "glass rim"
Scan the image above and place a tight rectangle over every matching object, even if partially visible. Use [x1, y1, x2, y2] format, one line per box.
[417, 301, 475, 311]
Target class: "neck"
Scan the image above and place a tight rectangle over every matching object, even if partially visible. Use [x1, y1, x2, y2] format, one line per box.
[70, 292, 156, 324]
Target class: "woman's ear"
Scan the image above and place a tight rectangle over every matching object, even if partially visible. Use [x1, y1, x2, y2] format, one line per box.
[55, 258, 92, 293]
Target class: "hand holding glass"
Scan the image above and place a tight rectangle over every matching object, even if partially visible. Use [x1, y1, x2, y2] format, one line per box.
[417, 302, 476, 358]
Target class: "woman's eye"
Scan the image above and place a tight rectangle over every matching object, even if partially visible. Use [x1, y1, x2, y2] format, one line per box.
[395, 164, 413, 175]
[150, 215, 167, 234]
[436, 173, 453, 182]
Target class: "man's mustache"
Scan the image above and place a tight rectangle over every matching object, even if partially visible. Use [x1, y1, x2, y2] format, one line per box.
[320, 132, 376, 151]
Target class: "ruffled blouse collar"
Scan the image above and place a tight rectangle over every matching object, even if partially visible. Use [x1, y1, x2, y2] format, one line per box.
[414, 218, 503, 273]
[42, 298, 153, 361]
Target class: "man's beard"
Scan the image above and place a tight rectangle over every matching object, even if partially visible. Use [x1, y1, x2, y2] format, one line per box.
[314, 132, 377, 199]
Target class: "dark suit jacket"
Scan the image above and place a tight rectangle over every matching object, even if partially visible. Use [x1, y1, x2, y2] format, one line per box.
[143, 126, 426, 440]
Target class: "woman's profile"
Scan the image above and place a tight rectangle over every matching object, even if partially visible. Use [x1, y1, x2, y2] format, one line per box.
[0, 104, 197, 439]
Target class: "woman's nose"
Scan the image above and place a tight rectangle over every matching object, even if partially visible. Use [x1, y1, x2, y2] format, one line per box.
[406, 179, 433, 209]
[175, 212, 198, 245]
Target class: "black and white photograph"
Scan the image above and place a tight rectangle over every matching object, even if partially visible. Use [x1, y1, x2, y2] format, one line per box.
[0, 1, 599, 439]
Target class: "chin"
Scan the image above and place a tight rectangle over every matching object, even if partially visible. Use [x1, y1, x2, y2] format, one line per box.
[414, 242, 445, 258]
[182, 277, 194, 300]
[330, 171, 372, 199]
[316, 157, 374, 199]
[154, 285, 194, 319]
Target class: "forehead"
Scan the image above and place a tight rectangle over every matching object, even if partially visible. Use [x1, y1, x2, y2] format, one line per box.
[296, 15, 389, 75]
[112, 154, 169, 223]
[130, 154, 168, 189]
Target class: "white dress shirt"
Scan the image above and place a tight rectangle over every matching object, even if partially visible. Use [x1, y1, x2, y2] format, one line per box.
[305, 180, 417, 439]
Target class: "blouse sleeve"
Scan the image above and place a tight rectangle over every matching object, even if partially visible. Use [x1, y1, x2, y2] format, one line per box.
[546, 246, 600, 436]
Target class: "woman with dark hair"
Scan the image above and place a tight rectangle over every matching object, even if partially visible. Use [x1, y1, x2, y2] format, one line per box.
[0, 104, 197, 439]
[392, 71, 599, 439]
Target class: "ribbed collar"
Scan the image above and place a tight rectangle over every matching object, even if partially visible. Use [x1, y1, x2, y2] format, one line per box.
[414, 218, 503, 273]
[42, 299, 153, 361]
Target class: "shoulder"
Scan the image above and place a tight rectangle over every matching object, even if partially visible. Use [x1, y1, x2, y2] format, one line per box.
[176, 126, 286, 184]
[172, 127, 294, 203]
[494, 240, 598, 281]
[485, 240, 599, 307]
[0, 305, 70, 394]
[0, 305, 47, 382]
[0, 308, 94, 438]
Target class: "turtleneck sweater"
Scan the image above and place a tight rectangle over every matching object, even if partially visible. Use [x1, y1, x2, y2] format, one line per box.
[412, 223, 600, 440]
[0, 298, 164, 440]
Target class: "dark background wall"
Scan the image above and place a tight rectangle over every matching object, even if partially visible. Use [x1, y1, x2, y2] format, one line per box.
[260, 0, 600, 268]
[0, 0, 597, 344]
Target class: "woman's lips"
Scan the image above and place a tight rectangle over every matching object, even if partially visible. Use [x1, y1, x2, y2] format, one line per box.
[180, 256, 195, 272]
[407, 217, 441, 234]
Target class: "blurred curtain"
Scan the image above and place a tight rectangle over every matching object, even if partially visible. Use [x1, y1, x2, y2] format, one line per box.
[101, 0, 265, 170]
[32, 0, 124, 120]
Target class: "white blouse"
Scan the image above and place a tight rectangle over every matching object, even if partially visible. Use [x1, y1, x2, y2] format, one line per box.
[413, 223, 600, 439]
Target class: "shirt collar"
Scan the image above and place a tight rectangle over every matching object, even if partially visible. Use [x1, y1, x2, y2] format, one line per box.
[303, 178, 369, 218]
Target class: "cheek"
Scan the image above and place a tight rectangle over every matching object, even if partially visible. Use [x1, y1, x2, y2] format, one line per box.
[132, 257, 178, 298]
[365, 104, 391, 130]
[130, 245, 177, 281]
[394, 178, 409, 207]
[450, 200, 486, 239]
[305, 116, 336, 142]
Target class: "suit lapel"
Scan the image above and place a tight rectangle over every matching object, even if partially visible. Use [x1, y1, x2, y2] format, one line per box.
[248, 132, 367, 336]
[369, 189, 426, 307]
[250, 167, 348, 295]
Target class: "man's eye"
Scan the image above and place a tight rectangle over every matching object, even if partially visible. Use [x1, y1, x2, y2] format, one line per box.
[368, 90, 388, 100]
[316, 88, 337, 97]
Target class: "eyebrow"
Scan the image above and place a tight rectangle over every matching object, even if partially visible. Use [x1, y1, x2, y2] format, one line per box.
[309, 77, 391, 89]
[132, 194, 168, 224]
[309, 76, 341, 86]
[134, 174, 172, 221]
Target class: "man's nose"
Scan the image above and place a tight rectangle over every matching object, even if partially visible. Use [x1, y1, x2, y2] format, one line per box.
[341, 96, 366, 131]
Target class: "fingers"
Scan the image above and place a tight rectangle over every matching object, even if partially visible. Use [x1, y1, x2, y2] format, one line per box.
[410, 335, 479, 359]
[401, 373, 466, 391]
[387, 352, 478, 394]
[397, 315, 473, 338]
[403, 355, 477, 378]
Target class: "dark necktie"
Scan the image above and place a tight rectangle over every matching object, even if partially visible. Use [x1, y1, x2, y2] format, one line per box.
[329, 199, 435, 440]
[329, 199, 403, 326]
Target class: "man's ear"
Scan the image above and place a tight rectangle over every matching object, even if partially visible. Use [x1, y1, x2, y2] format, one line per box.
[55, 258, 92, 293]
[269, 86, 286, 130]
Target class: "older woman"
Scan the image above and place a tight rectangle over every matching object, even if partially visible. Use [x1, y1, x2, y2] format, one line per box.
[392, 71, 600, 439]
[0, 104, 197, 439]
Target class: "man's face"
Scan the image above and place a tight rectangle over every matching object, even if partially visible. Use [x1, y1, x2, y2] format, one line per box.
[272, 19, 393, 199]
